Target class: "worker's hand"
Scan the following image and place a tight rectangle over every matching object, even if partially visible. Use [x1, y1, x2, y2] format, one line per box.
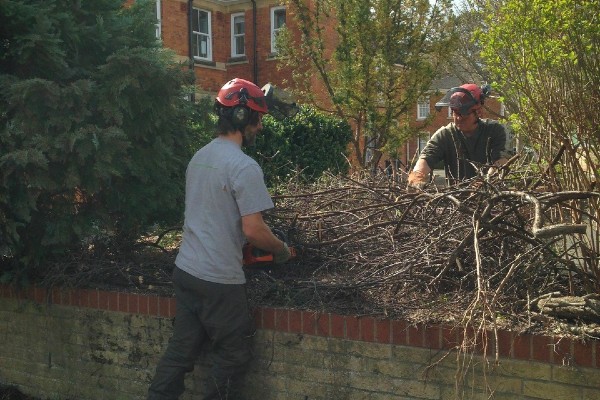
[468, 179, 484, 191]
[487, 157, 509, 180]
[486, 166, 500, 180]
[273, 241, 292, 264]
[407, 170, 428, 191]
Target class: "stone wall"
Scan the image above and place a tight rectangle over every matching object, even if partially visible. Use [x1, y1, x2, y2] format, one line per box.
[0, 285, 599, 399]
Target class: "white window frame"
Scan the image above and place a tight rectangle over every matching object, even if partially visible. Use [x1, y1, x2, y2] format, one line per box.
[418, 132, 430, 153]
[155, 0, 161, 39]
[417, 97, 430, 120]
[447, 106, 453, 119]
[192, 8, 212, 61]
[271, 6, 286, 54]
[231, 13, 245, 57]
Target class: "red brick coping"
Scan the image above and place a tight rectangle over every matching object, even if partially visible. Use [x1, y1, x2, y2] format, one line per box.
[1, 285, 598, 368]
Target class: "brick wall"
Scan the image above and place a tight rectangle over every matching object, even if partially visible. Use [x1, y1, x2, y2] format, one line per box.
[1, 285, 598, 399]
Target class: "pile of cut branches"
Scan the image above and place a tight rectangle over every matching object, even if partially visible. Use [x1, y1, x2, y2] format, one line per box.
[248, 171, 599, 330]
[40, 171, 599, 335]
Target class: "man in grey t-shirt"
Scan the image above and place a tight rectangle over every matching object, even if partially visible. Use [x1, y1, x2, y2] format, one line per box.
[408, 84, 509, 187]
[148, 78, 292, 400]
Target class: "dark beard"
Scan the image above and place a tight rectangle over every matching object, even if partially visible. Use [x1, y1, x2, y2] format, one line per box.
[242, 133, 256, 147]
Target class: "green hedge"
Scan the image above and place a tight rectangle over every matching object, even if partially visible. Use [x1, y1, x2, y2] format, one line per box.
[247, 106, 352, 187]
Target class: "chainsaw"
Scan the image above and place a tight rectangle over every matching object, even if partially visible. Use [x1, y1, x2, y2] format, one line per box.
[242, 228, 297, 267]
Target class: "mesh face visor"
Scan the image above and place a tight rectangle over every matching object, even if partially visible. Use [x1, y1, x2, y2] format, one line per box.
[435, 87, 479, 116]
[261, 83, 299, 120]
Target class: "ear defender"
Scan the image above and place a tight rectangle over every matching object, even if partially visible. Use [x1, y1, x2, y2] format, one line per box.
[224, 87, 251, 129]
[229, 105, 250, 128]
[215, 83, 266, 130]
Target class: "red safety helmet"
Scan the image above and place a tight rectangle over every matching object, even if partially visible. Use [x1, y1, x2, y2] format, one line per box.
[435, 83, 491, 116]
[216, 78, 269, 114]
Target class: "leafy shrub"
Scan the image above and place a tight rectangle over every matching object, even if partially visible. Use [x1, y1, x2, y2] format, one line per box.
[247, 106, 352, 187]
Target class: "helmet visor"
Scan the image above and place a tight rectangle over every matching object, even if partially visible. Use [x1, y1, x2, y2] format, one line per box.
[261, 83, 299, 120]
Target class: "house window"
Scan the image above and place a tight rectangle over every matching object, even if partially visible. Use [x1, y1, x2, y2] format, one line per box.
[417, 97, 430, 120]
[192, 8, 212, 61]
[231, 13, 245, 57]
[418, 132, 430, 153]
[271, 6, 286, 54]
[447, 106, 453, 119]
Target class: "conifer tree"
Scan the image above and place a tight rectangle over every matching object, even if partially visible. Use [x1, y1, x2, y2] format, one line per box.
[0, 0, 195, 279]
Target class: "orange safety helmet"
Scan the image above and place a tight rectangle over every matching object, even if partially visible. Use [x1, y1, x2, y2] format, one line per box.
[435, 83, 491, 116]
[216, 78, 268, 114]
[215, 78, 268, 129]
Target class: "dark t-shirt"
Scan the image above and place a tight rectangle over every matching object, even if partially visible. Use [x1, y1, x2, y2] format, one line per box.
[419, 119, 507, 182]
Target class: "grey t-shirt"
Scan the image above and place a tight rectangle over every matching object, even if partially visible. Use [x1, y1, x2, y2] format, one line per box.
[175, 137, 274, 284]
[419, 119, 508, 181]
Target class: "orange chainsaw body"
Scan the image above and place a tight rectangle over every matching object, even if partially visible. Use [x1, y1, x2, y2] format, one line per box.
[242, 243, 297, 266]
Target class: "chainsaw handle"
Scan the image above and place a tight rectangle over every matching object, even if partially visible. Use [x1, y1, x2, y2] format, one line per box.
[242, 243, 297, 266]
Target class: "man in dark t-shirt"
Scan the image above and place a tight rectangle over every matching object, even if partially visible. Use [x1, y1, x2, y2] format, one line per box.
[408, 84, 509, 187]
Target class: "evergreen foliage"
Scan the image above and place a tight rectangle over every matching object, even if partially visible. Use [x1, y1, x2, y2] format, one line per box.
[0, 0, 196, 281]
[188, 96, 218, 152]
[246, 106, 352, 187]
[187, 98, 351, 187]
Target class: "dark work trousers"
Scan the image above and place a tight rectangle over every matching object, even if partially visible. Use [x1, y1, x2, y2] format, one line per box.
[147, 267, 255, 400]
